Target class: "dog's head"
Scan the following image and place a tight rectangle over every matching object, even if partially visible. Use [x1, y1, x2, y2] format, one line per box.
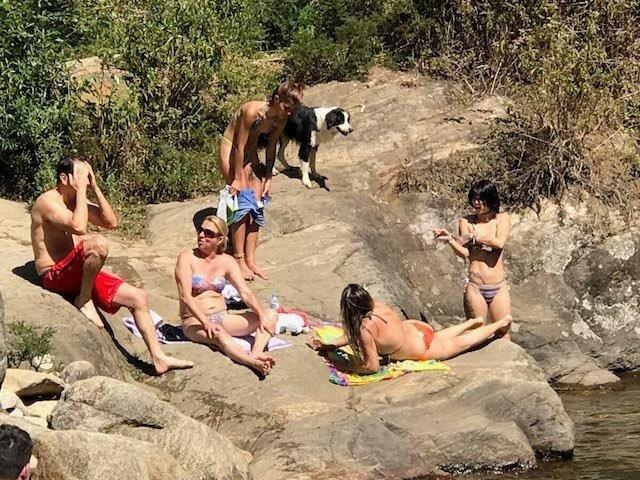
[325, 108, 353, 136]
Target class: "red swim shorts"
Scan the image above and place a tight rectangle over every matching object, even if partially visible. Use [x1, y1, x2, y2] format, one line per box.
[41, 241, 124, 314]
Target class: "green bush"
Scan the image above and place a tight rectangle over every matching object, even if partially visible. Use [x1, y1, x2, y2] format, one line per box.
[7, 321, 56, 371]
[0, 0, 277, 206]
[0, 0, 638, 212]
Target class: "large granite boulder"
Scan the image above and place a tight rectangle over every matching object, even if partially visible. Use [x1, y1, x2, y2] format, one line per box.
[2, 369, 65, 399]
[404, 196, 638, 387]
[0, 199, 133, 380]
[59, 360, 97, 385]
[1, 414, 188, 480]
[50, 376, 250, 480]
[151, 336, 573, 479]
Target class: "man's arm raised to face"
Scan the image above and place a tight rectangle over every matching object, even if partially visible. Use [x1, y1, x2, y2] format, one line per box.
[39, 162, 90, 235]
[86, 163, 118, 229]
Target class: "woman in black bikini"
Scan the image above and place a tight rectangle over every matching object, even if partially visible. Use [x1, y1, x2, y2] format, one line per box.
[433, 180, 512, 339]
[308, 284, 511, 374]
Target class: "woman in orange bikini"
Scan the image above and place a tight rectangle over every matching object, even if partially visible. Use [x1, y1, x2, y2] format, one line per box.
[433, 179, 512, 339]
[308, 284, 510, 374]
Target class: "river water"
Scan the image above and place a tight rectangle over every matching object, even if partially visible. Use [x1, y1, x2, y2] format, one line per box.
[476, 373, 640, 480]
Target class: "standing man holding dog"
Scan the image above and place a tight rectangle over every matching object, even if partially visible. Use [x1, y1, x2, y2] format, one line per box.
[30, 157, 193, 375]
[218, 81, 304, 281]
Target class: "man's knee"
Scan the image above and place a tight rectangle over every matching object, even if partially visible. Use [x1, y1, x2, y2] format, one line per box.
[84, 234, 109, 259]
[129, 288, 149, 311]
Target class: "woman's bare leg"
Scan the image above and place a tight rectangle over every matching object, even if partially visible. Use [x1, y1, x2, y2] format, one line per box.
[487, 286, 512, 340]
[464, 282, 489, 321]
[436, 317, 485, 340]
[245, 220, 268, 280]
[220, 309, 277, 356]
[426, 316, 512, 360]
[245, 174, 268, 280]
[231, 215, 254, 280]
[183, 324, 274, 375]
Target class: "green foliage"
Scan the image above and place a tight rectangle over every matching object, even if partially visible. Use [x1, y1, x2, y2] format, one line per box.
[1, 0, 638, 211]
[0, 0, 277, 205]
[7, 321, 56, 371]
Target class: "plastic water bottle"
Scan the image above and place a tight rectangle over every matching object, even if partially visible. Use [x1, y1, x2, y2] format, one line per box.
[269, 291, 280, 310]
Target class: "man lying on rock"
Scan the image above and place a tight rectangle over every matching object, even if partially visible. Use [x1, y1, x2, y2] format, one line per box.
[30, 157, 193, 375]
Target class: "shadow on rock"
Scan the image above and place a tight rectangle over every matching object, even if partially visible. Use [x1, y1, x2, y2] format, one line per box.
[12, 261, 40, 286]
[280, 167, 330, 191]
[101, 321, 157, 376]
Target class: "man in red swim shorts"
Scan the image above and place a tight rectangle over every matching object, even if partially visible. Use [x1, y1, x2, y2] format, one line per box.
[30, 157, 192, 375]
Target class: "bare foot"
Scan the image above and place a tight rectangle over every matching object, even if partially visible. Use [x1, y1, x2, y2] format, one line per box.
[236, 257, 255, 281]
[153, 354, 194, 375]
[496, 315, 513, 339]
[469, 317, 485, 329]
[247, 261, 269, 280]
[74, 298, 104, 327]
[249, 352, 275, 376]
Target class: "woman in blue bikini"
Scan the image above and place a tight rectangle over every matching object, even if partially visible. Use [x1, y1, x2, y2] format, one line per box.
[175, 215, 278, 375]
[433, 180, 512, 339]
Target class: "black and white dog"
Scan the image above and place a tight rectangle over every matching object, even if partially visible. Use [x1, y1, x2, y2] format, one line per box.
[275, 106, 353, 188]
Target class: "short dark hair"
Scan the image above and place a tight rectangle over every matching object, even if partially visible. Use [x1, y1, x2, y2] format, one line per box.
[55, 158, 76, 183]
[468, 179, 500, 213]
[0, 425, 33, 479]
[270, 81, 304, 105]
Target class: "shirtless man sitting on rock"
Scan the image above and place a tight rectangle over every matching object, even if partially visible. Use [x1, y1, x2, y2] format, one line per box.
[30, 157, 193, 375]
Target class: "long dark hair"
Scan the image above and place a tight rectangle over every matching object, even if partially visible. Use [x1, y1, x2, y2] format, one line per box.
[468, 179, 500, 213]
[340, 283, 374, 359]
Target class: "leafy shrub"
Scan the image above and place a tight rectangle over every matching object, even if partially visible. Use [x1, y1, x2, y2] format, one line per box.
[1, 0, 638, 212]
[7, 322, 56, 371]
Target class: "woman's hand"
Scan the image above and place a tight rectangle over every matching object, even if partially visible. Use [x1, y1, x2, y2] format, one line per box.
[230, 178, 243, 196]
[258, 314, 276, 336]
[201, 321, 220, 339]
[432, 228, 453, 241]
[307, 336, 329, 351]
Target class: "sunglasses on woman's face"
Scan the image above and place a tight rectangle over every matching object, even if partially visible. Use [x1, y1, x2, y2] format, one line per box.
[198, 227, 220, 239]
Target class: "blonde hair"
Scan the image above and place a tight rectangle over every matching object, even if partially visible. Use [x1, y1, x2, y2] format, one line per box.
[201, 215, 228, 253]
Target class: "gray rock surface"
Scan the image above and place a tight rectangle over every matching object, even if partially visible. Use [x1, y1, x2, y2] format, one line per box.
[0, 389, 28, 415]
[0, 291, 6, 390]
[51, 376, 250, 480]
[0, 198, 135, 381]
[3, 369, 65, 399]
[0, 69, 621, 478]
[60, 360, 97, 385]
[152, 337, 573, 478]
[1, 414, 189, 480]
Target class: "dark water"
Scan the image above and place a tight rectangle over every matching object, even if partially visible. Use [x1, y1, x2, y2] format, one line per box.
[478, 373, 640, 480]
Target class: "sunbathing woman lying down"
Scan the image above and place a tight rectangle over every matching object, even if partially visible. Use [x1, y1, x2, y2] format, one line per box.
[175, 215, 278, 375]
[308, 284, 511, 374]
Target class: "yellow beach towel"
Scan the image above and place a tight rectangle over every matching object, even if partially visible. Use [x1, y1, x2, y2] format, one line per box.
[314, 325, 449, 386]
